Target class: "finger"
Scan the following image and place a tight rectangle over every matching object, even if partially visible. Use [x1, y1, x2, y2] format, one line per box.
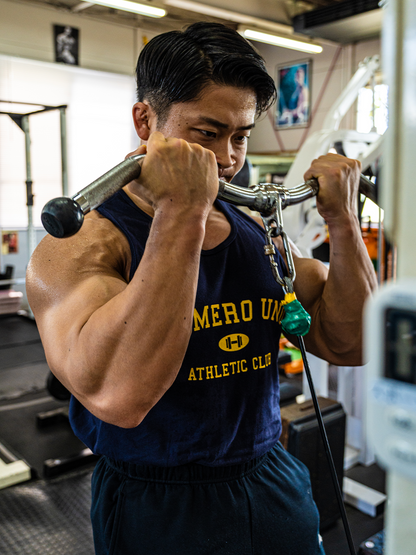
[303, 153, 347, 183]
[303, 162, 324, 184]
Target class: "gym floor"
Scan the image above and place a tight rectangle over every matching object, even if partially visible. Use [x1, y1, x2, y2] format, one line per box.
[0, 313, 385, 555]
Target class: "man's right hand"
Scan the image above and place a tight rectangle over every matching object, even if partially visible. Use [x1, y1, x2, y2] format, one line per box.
[127, 131, 219, 215]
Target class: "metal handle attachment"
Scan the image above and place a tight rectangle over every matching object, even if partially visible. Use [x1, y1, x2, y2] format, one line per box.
[41, 154, 377, 238]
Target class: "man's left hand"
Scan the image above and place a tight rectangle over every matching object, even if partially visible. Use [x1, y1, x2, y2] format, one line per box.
[303, 153, 362, 226]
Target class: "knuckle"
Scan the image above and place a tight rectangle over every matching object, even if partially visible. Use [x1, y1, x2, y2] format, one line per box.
[327, 166, 344, 181]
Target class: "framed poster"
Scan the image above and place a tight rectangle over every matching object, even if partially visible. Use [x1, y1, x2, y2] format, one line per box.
[54, 25, 79, 65]
[275, 59, 311, 129]
[1, 231, 18, 254]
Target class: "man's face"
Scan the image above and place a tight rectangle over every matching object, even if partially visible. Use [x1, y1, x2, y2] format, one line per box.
[152, 84, 257, 183]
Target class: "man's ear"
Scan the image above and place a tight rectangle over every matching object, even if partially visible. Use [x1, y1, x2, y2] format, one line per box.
[132, 102, 155, 141]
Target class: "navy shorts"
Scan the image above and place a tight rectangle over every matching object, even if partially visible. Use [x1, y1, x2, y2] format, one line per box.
[91, 442, 325, 554]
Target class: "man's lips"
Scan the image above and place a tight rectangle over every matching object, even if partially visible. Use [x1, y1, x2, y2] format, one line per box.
[218, 172, 233, 183]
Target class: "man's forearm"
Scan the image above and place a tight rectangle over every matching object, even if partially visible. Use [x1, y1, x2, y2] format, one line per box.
[316, 214, 377, 363]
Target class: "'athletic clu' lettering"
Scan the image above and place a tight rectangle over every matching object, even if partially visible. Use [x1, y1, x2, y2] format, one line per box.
[188, 352, 272, 381]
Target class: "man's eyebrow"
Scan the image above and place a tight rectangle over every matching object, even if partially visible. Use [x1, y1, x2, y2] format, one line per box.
[197, 116, 255, 131]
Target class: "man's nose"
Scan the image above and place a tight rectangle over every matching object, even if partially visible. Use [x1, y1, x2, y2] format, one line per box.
[215, 140, 235, 171]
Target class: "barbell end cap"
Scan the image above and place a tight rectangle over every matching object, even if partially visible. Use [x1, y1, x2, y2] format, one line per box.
[41, 197, 84, 238]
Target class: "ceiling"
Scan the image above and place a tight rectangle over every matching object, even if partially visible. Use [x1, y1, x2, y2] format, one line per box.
[12, 0, 383, 43]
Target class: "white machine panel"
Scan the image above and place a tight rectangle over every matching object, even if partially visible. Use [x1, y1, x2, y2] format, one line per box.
[366, 279, 416, 481]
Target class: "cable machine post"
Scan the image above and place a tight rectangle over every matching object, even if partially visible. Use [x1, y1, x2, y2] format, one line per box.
[21, 114, 36, 259]
[60, 106, 69, 197]
[366, 1, 416, 554]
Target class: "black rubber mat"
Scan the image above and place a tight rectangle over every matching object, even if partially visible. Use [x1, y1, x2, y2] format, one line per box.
[0, 342, 47, 372]
[0, 361, 50, 401]
[0, 469, 95, 554]
[0, 392, 91, 477]
[0, 314, 42, 348]
[0, 315, 47, 373]
[0, 314, 91, 477]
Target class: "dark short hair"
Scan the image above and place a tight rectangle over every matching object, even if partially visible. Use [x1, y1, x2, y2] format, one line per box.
[135, 22, 277, 125]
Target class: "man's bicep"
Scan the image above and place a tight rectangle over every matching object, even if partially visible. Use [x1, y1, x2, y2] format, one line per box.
[286, 256, 332, 359]
[289, 256, 359, 365]
[292, 256, 328, 315]
[26, 236, 128, 364]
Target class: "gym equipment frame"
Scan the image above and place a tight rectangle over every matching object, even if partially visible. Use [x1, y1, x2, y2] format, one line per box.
[0, 100, 68, 262]
[0, 100, 68, 489]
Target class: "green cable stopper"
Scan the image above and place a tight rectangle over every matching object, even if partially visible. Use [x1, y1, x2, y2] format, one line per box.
[281, 299, 311, 336]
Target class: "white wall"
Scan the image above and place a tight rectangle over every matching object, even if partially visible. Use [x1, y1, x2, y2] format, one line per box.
[0, 0, 145, 74]
[0, 0, 161, 230]
[0, 55, 137, 224]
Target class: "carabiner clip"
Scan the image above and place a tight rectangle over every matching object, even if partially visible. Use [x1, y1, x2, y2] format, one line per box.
[260, 195, 311, 336]
[261, 195, 296, 294]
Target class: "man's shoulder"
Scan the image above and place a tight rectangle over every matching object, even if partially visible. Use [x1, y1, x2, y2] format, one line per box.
[29, 211, 131, 287]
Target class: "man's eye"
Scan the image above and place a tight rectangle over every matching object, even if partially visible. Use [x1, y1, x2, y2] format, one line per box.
[236, 135, 249, 143]
[199, 130, 216, 138]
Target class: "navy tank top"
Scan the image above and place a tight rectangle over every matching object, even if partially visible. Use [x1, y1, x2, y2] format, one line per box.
[69, 190, 287, 467]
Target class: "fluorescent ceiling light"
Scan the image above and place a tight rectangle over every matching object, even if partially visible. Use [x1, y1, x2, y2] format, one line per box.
[164, 0, 294, 35]
[87, 0, 166, 17]
[163, 1, 322, 53]
[241, 29, 322, 54]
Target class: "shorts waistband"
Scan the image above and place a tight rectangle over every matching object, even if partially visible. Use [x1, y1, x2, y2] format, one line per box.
[104, 451, 270, 484]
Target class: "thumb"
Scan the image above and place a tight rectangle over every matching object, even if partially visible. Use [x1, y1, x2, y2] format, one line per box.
[125, 143, 147, 160]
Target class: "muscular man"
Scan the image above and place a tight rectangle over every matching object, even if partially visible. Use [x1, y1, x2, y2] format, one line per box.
[27, 22, 377, 555]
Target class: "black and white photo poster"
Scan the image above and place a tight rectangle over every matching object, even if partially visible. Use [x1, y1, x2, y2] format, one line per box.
[54, 25, 79, 65]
